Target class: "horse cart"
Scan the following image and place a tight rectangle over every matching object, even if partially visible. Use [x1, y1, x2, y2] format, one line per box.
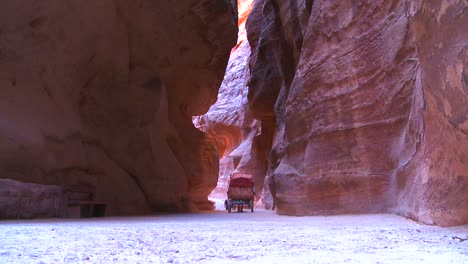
[224, 173, 255, 213]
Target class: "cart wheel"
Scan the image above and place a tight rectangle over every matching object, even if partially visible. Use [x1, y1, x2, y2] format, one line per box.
[250, 200, 254, 212]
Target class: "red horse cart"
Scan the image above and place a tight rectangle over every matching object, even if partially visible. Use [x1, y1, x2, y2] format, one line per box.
[224, 173, 255, 213]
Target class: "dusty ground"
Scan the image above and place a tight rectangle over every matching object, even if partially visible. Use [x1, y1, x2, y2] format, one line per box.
[0, 210, 467, 264]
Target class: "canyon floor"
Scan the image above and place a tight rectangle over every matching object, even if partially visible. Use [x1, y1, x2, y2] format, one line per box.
[0, 208, 467, 264]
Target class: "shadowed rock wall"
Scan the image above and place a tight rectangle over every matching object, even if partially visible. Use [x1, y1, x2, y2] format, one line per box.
[246, 0, 467, 226]
[0, 0, 237, 216]
[0, 179, 62, 219]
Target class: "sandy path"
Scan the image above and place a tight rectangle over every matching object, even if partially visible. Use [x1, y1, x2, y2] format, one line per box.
[0, 210, 467, 264]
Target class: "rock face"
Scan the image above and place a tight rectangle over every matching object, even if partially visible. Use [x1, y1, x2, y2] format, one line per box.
[0, 0, 237, 216]
[193, 0, 261, 201]
[394, 0, 468, 226]
[0, 179, 62, 219]
[247, 0, 467, 226]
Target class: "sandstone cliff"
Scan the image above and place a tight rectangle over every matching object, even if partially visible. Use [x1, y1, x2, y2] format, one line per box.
[0, 0, 237, 216]
[247, 0, 467, 226]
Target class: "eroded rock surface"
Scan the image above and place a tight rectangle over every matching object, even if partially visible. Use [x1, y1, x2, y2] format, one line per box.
[0, 179, 62, 219]
[0, 0, 237, 216]
[247, 0, 467, 226]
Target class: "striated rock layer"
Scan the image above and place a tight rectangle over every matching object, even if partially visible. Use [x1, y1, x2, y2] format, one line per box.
[247, 0, 467, 226]
[0, 0, 237, 216]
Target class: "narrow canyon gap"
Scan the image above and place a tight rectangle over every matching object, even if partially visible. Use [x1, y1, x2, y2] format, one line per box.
[193, 0, 264, 206]
[198, 0, 468, 227]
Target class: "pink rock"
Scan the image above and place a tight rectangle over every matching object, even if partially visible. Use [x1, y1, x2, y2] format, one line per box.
[246, 0, 468, 226]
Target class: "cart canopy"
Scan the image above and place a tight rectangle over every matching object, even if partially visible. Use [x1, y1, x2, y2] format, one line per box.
[229, 173, 254, 188]
[230, 173, 253, 179]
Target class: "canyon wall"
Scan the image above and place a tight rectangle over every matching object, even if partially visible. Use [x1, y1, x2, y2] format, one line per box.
[0, 0, 237, 216]
[247, 0, 467, 226]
